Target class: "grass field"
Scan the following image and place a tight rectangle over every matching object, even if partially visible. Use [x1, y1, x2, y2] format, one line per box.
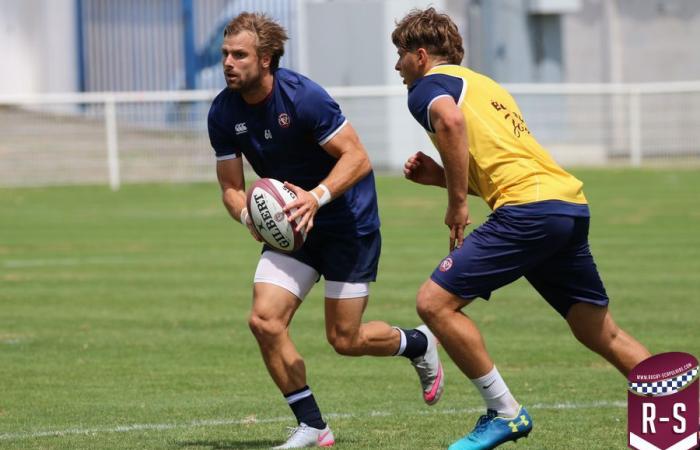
[1, 169, 699, 449]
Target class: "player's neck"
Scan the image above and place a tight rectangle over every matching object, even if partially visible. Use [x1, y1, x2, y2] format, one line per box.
[427, 58, 450, 71]
[241, 73, 274, 105]
[418, 58, 449, 79]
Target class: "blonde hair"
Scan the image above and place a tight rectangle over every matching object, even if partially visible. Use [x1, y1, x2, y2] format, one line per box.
[392, 7, 464, 65]
[224, 12, 288, 70]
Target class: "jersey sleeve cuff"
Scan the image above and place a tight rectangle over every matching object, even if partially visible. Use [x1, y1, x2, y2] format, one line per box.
[426, 94, 455, 132]
[318, 119, 348, 146]
[216, 153, 239, 161]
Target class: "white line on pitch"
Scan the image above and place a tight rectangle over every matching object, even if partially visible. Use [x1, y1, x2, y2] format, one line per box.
[0, 400, 625, 441]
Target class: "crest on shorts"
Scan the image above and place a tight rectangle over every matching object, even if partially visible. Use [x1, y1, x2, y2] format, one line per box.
[439, 257, 453, 272]
[278, 113, 291, 128]
[627, 352, 699, 450]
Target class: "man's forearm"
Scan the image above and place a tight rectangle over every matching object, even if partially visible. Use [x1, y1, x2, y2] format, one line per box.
[222, 187, 247, 222]
[435, 133, 469, 204]
[317, 151, 371, 200]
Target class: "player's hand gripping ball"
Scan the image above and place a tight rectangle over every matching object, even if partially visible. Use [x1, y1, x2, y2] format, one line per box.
[246, 178, 307, 252]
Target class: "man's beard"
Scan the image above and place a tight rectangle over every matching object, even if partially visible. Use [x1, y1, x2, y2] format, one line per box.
[226, 68, 263, 94]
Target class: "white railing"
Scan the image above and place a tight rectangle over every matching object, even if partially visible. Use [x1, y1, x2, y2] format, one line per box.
[1, 81, 699, 190]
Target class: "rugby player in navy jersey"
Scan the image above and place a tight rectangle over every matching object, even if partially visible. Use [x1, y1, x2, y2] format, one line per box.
[392, 8, 651, 450]
[207, 12, 444, 449]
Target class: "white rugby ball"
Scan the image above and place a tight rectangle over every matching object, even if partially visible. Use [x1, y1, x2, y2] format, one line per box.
[246, 178, 307, 252]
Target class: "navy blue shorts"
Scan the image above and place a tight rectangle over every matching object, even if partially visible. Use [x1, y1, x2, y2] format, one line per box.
[430, 207, 609, 317]
[264, 229, 381, 283]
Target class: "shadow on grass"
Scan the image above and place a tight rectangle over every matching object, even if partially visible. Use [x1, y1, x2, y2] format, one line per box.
[177, 439, 279, 449]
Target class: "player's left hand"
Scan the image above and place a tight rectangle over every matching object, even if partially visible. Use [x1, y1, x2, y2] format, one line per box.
[282, 181, 319, 234]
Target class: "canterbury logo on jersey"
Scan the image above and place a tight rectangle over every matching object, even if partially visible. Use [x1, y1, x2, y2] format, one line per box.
[235, 123, 248, 135]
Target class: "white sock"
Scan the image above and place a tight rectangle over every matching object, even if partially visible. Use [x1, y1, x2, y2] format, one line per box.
[392, 327, 407, 356]
[470, 366, 520, 418]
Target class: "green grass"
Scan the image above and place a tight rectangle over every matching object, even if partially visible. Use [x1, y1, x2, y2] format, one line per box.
[1, 169, 699, 449]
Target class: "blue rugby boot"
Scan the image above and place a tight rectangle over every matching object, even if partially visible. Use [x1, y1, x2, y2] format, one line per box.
[448, 406, 532, 450]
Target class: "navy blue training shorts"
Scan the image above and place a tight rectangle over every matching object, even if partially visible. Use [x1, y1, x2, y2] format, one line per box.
[430, 206, 609, 317]
[264, 229, 381, 283]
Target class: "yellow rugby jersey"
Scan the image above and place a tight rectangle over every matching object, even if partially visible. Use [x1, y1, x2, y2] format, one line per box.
[408, 65, 587, 211]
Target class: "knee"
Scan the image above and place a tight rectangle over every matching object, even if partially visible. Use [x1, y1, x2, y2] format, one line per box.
[248, 312, 285, 342]
[416, 282, 440, 323]
[327, 334, 357, 356]
[326, 330, 359, 356]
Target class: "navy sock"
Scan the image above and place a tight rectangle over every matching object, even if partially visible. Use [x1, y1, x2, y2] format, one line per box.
[284, 385, 326, 429]
[399, 328, 428, 359]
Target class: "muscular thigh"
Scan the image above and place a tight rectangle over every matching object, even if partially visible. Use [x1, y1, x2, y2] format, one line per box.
[324, 296, 368, 340]
[253, 250, 319, 301]
[252, 282, 303, 326]
[251, 250, 318, 326]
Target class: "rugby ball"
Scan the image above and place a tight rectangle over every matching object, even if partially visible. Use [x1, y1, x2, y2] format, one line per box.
[246, 178, 306, 252]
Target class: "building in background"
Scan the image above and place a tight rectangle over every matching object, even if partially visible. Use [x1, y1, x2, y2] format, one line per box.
[1, 0, 699, 95]
[0, 0, 78, 95]
[460, 0, 700, 84]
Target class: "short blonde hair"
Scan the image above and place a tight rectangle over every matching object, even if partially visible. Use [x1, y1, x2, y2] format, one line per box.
[224, 12, 288, 70]
[392, 7, 464, 65]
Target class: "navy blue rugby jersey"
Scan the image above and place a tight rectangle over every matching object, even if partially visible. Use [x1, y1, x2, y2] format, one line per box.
[208, 68, 379, 236]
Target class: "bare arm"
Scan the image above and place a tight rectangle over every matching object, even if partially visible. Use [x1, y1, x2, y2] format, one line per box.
[216, 157, 261, 241]
[428, 96, 471, 250]
[317, 122, 372, 195]
[284, 122, 372, 232]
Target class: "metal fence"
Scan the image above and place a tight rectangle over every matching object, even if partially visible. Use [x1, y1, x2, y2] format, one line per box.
[76, 0, 296, 92]
[1, 81, 699, 190]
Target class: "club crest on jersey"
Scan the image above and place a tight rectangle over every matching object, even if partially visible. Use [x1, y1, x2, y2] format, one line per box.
[439, 257, 453, 272]
[235, 122, 248, 135]
[278, 113, 291, 128]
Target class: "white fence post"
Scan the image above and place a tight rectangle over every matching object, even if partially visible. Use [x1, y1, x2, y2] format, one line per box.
[104, 96, 121, 190]
[1, 84, 699, 189]
[629, 87, 642, 167]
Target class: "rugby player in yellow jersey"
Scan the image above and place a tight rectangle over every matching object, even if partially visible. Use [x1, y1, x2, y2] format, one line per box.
[392, 7, 651, 450]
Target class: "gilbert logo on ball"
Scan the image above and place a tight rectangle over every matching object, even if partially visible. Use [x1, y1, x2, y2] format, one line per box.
[628, 352, 699, 450]
[246, 178, 306, 253]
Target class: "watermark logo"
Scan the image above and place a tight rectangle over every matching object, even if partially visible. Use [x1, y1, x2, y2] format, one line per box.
[628, 352, 699, 450]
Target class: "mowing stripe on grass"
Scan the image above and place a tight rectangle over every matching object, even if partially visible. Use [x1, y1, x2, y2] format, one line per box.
[0, 400, 625, 441]
[2, 256, 133, 268]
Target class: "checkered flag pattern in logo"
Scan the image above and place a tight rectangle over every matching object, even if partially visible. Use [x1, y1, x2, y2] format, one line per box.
[628, 366, 698, 396]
